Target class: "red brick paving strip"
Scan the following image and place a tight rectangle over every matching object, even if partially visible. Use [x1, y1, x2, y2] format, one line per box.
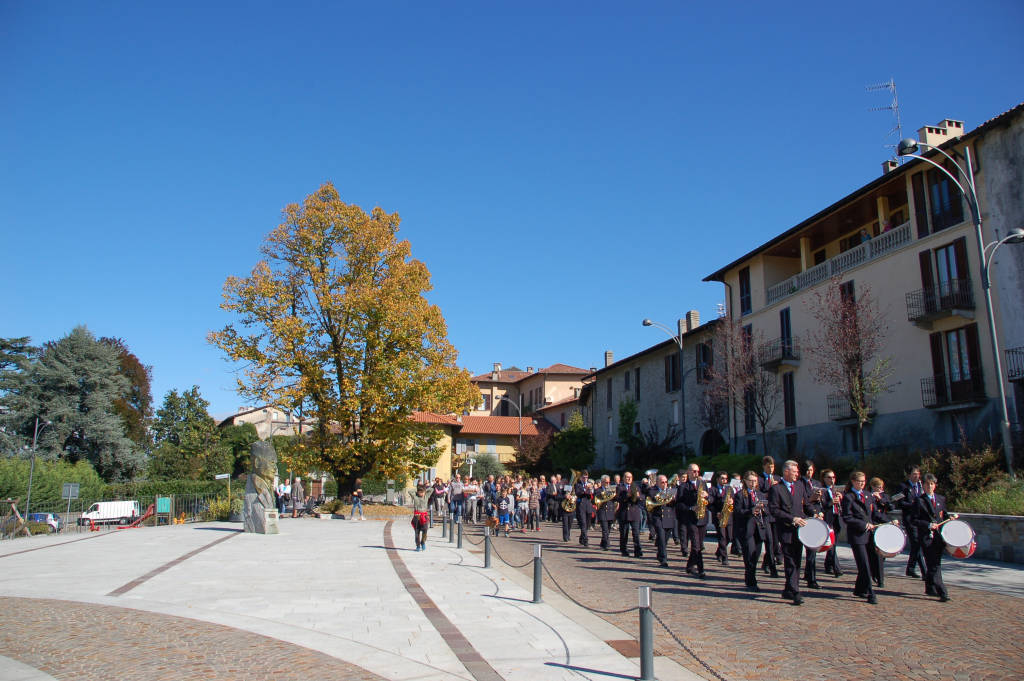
[383, 520, 504, 681]
[108, 530, 242, 596]
[0, 596, 387, 681]
[470, 523, 1024, 681]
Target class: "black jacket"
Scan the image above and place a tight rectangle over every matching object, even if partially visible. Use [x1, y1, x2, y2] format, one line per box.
[767, 480, 810, 544]
[840, 487, 875, 545]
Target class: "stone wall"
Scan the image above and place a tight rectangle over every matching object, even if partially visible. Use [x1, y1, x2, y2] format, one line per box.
[956, 513, 1023, 564]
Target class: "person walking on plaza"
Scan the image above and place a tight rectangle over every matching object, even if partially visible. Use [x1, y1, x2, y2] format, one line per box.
[898, 466, 927, 579]
[291, 477, 304, 518]
[709, 470, 733, 565]
[820, 469, 843, 577]
[617, 471, 643, 558]
[768, 460, 810, 605]
[351, 479, 366, 520]
[448, 473, 466, 523]
[647, 474, 674, 568]
[912, 473, 954, 602]
[409, 485, 430, 551]
[842, 471, 878, 604]
[678, 463, 709, 578]
[733, 471, 770, 592]
[574, 471, 595, 547]
[868, 477, 895, 588]
[800, 461, 823, 589]
[596, 475, 615, 549]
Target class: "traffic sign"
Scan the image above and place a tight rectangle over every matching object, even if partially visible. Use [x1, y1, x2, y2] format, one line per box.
[61, 483, 80, 500]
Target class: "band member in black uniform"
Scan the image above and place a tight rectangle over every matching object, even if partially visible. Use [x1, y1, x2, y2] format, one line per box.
[912, 473, 953, 602]
[841, 471, 878, 604]
[596, 475, 616, 550]
[678, 463, 710, 578]
[733, 471, 771, 592]
[708, 471, 733, 565]
[767, 460, 810, 605]
[800, 461, 824, 589]
[545, 476, 560, 523]
[553, 475, 572, 542]
[574, 470, 594, 547]
[759, 457, 781, 572]
[617, 471, 644, 557]
[868, 477, 895, 588]
[820, 469, 844, 577]
[646, 474, 674, 567]
[897, 466, 927, 579]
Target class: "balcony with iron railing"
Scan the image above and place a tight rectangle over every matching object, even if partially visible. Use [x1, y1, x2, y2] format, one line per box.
[1008, 347, 1024, 382]
[826, 393, 876, 421]
[765, 221, 913, 307]
[906, 278, 975, 327]
[758, 336, 801, 371]
[921, 373, 986, 409]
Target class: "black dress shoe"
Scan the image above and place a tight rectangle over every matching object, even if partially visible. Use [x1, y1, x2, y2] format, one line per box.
[939, 593, 950, 602]
[832, 570, 844, 577]
[807, 581, 821, 589]
[906, 570, 920, 579]
[792, 594, 803, 605]
[659, 561, 669, 568]
[746, 584, 761, 593]
[867, 594, 878, 605]
[697, 571, 707, 579]
[781, 590, 795, 600]
[877, 580, 885, 589]
[853, 590, 868, 598]
[770, 570, 780, 578]
[925, 587, 937, 596]
[636, 552, 644, 558]
[621, 552, 630, 557]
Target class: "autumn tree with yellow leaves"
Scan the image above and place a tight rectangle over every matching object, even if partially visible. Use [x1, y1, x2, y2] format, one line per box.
[210, 183, 476, 491]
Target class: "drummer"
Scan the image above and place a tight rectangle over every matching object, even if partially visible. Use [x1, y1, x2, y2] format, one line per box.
[911, 473, 954, 602]
[840, 471, 878, 604]
[868, 477, 896, 588]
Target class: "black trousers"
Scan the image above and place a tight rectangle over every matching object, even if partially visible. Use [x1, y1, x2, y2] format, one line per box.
[923, 539, 947, 597]
[561, 510, 573, 541]
[740, 533, 763, 586]
[576, 508, 590, 545]
[684, 523, 706, 573]
[869, 549, 885, 587]
[619, 518, 642, 556]
[714, 520, 732, 560]
[823, 539, 841, 574]
[850, 542, 874, 596]
[803, 546, 818, 583]
[598, 518, 611, 548]
[780, 539, 803, 596]
[905, 524, 926, 575]
[650, 516, 668, 564]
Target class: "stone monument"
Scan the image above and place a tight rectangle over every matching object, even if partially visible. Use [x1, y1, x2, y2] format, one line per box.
[244, 440, 280, 534]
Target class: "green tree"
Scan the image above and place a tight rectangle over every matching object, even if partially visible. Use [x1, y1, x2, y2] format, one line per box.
[210, 183, 476, 491]
[149, 386, 227, 480]
[0, 326, 140, 481]
[549, 412, 596, 473]
[617, 400, 642, 453]
[219, 422, 260, 476]
[100, 337, 154, 451]
[0, 336, 37, 453]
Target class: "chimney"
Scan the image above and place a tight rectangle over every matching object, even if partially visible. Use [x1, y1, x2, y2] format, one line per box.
[604, 350, 614, 367]
[917, 118, 964, 148]
[685, 310, 700, 332]
[493, 362, 502, 372]
[881, 159, 898, 175]
[491, 362, 502, 380]
[527, 366, 534, 373]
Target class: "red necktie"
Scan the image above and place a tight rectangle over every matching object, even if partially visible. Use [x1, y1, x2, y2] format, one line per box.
[789, 483, 795, 496]
[750, 491, 756, 504]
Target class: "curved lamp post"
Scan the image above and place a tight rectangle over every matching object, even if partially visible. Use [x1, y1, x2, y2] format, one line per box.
[897, 138, 1021, 476]
[25, 417, 51, 520]
[498, 394, 524, 453]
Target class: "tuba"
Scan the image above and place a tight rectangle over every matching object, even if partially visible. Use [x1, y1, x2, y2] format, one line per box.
[645, 474, 679, 512]
[561, 470, 579, 513]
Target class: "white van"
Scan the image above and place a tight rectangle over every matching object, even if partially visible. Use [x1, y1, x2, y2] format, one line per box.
[78, 500, 141, 526]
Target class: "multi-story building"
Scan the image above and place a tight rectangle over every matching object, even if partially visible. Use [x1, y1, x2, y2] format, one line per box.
[471, 363, 590, 417]
[583, 311, 723, 470]
[703, 103, 1024, 458]
[218, 405, 315, 440]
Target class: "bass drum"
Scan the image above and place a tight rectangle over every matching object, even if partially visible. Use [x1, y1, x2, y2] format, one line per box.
[941, 519, 976, 559]
[798, 517, 833, 551]
[873, 523, 907, 558]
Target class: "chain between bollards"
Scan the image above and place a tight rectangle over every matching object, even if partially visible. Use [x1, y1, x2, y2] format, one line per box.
[484, 529, 491, 568]
[532, 544, 542, 604]
[457, 519, 463, 548]
[639, 586, 654, 681]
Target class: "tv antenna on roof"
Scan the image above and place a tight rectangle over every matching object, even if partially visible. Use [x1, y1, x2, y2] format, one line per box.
[867, 78, 904, 163]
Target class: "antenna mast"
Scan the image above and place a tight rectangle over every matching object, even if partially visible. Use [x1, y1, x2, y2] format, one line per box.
[867, 78, 903, 163]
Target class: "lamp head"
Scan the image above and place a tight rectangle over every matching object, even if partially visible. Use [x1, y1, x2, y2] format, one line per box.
[897, 138, 920, 156]
[1008, 228, 1024, 244]
[642, 319, 653, 327]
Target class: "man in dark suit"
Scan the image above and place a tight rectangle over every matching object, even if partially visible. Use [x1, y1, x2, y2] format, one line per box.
[820, 469, 843, 577]
[708, 471, 734, 565]
[912, 473, 953, 602]
[768, 459, 810, 605]
[897, 465, 927, 578]
[646, 474, 674, 567]
[551, 475, 572, 542]
[841, 471, 878, 604]
[759, 456, 782, 568]
[733, 471, 771, 592]
[617, 471, 644, 557]
[800, 460, 824, 589]
[677, 463, 710, 578]
[574, 471, 594, 547]
[595, 475, 616, 550]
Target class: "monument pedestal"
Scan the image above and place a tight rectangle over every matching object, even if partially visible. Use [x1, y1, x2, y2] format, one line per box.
[264, 509, 279, 534]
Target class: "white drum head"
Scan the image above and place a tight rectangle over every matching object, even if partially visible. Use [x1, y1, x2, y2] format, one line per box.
[798, 517, 829, 548]
[941, 519, 974, 548]
[874, 524, 907, 557]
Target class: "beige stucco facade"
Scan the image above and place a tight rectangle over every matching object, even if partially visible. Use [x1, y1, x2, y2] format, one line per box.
[220, 406, 315, 440]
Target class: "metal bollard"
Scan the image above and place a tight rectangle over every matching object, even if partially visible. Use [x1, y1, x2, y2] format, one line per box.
[457, 520, 463, 549]
[448, 515, 454, 543]
[532, 544, 543, 604]
[638, 586, 654, 681]
[441, 512, 447, 538]
[484, 531, 491, 568]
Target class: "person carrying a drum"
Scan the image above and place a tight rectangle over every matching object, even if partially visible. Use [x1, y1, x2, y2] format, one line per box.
[911, 473, 954, 602]
[767, 460, 813, 605]
[841, 471, 879, 604]
[868, 477, 896, 588]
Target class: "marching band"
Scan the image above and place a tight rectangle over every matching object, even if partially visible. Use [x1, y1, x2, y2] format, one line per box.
[435, 460, 972, 607]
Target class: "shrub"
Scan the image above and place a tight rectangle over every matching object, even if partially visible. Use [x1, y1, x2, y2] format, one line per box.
[27, 521, 51, 535]
[0, 458, 106, 507]
[697, 453, 763, 477]
[459, 453, 504, 480]
[954, 478, 1024, 515]
[921, 444, 1007, 506]
[201, 497, 232, 521]
[104, 479, 225, 499]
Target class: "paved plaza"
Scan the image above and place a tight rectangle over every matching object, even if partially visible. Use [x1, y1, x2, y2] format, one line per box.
[0, 517, 1020, 681]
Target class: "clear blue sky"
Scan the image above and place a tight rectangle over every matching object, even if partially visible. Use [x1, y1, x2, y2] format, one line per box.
[3, 1, 1022, 418]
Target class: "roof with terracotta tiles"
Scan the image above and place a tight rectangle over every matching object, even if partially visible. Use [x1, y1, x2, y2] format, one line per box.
[470, 363, 589, 384]
[456, 415, 543, 437]
[535, 363, 589, 375]
[534, 396, 579, 412]
[409, 412, 461, 426]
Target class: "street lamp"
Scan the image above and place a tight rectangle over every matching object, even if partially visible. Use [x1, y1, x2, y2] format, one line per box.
[25, 417, 51, 520]
[642, 319, 702, 468]
[499, 394, 524, 453]
[897, 138, 1020, 476]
